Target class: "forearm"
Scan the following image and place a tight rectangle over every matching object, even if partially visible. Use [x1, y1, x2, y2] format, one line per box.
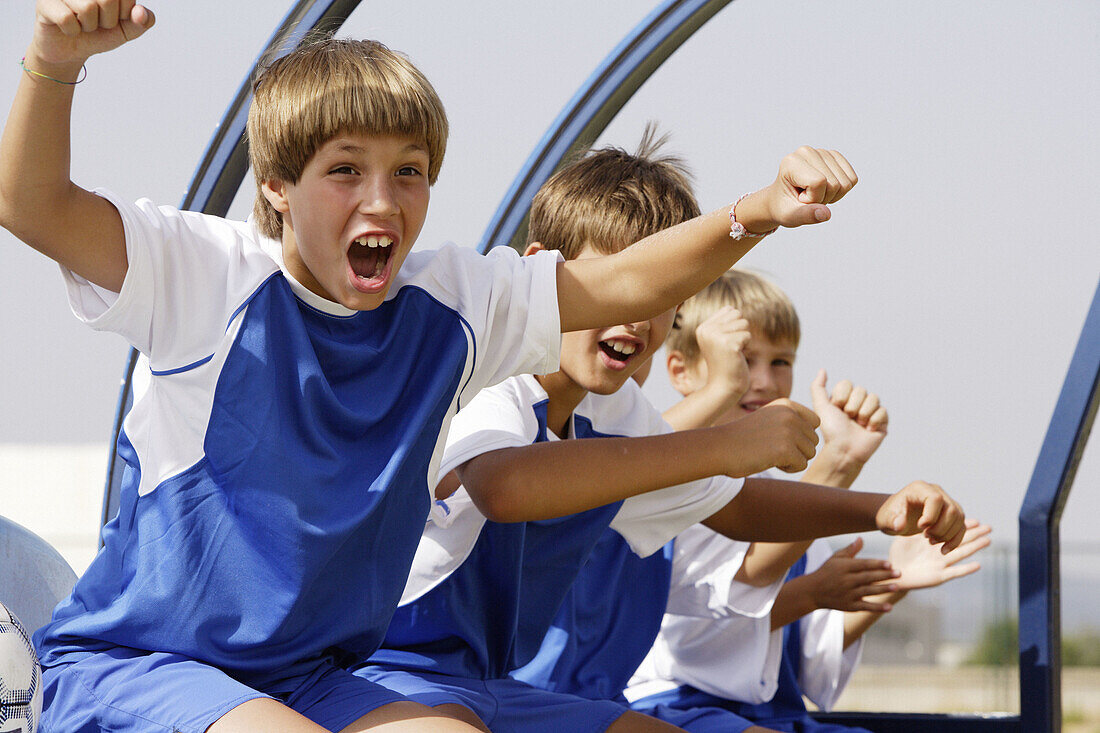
[703, 478, 884, 541]
[457, 427, 733, 522]
[769, 576, 817, 630]
[735, 448, 868, 586]
[1, 49, 125, 289]
[842, 590, 907, 648]
[662, 380, 743, 431]
[558, 194, 775, 331]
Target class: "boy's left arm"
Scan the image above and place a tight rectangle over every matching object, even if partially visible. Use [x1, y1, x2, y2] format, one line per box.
[555, 147, 857, 332]
[702, 476, 967, 550]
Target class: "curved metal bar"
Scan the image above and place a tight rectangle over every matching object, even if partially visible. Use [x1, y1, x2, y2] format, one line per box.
[1018, 277, 1100, 732]
[102, 0, 366, 535]
[478, 0, 733, 253]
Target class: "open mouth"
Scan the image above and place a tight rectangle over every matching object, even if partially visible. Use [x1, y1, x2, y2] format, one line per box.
[598, 339, 639, 370]
[347, 234, 394, 292]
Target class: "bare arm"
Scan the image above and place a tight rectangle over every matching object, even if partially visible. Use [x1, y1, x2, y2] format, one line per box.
[701, 477, 966, 550]
[556, 148, 857, 332]
[0, 1, 155, 291]
[455, 401, 819, 522]
[735, 373, 890, 586]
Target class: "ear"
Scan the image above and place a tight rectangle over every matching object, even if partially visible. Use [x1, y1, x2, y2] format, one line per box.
[666, 349, 698, 397]
[261, 179, 291, 214]
[522, 241, 545, 258]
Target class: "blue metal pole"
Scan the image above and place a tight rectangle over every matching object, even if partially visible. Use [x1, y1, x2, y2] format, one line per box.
[1018, 277, 1100, 732]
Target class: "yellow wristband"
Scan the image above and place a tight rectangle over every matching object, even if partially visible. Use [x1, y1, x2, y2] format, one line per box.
[19, 57, 86, 85]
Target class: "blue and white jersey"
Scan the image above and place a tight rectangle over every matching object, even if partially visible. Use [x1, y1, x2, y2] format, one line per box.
[626, 531, 861, 711]
[366, 375, 743, 680]
[35, 190, 562, 683]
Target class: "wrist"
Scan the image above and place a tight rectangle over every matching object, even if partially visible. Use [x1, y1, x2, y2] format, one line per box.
[812, 444, 866, 486]
[731, 190, 779, 237]
[22, 46, 86, 83]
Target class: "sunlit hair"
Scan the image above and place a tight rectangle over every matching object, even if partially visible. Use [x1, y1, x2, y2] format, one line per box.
[528, 124, 700, 260]
[248, 37, 448, 238]
[668, 269, 801, 361]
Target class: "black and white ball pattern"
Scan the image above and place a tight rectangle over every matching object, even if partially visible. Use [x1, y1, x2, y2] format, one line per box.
[0, 602, 40, 733]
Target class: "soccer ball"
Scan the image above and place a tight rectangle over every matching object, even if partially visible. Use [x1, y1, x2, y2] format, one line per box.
[0, 602, 40, 733]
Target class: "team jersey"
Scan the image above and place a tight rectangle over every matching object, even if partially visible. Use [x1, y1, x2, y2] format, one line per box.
[365, 375, 743, 680]
[35, 190, 562, 683]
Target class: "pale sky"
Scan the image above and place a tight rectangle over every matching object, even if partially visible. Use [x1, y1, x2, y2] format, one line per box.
[1, 0, 1097, 557]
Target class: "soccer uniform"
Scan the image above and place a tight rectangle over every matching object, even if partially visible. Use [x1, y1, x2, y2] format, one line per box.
[627, 533, 869, 732]
[33, 191, 562, 732]
[356, 374, 744, 733]
[512, 476, 785, 733]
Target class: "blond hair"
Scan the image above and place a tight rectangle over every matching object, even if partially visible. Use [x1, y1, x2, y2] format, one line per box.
[668, 270, 801, 361]
[248, 37, 448, 238]
[527, 126, 700, 260]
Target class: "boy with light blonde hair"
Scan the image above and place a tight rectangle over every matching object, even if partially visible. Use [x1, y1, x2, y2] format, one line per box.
[2, 4, 866, 731]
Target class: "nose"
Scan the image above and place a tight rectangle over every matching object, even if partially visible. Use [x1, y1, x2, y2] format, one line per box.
[623, 319, 650, 336]
[359, 174, 399, 219]
[749, 363, 777, 394]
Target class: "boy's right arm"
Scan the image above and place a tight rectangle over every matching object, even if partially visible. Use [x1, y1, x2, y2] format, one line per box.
[455, 400, 820, 523]
[0, 1, 155, 291]
[554, 147, 857, 333]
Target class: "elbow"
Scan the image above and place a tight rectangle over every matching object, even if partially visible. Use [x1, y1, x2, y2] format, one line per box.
[469, 484, 526, 523]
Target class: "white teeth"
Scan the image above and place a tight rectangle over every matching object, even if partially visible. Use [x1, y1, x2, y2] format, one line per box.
[355, 235, 393, 249]
[608, 341, 636, 355]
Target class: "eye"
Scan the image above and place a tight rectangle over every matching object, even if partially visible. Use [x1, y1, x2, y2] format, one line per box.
[396, 165, 423, 177]
[329, 165, 358, 176]
[772, 358, 793, 368]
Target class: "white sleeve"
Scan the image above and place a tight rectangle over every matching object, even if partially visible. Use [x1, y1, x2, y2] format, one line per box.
[795, 540, 864, 710]
[606, 403, 744, 558]
[59, 189, 277, 372]
[435, 379, 540, 480]
[406, 244, 562, 402]
[665, 525, 782, 619]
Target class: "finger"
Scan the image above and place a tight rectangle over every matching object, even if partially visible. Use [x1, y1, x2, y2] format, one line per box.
[818, 150, 857, 203]
[852, 598, 894, 613]
[100, 0, 120, 28]
[44, 2, 83, 36]
[915, 490, 945, 530]
[786, 149, 830, 205]
[121, 3, 155, 39]
[830, 379, 853, 409]
[856, 393, 880, 425]
[834, 536, 863, 557]
[800, 147, 844, 204]
[75, 2, 100, 33]
[810, 369, 829, 412]
[927, 508, 967, 553]
[844, 386, 868, 418]
[867, 406, 889, 433]
[828, 150, 859, 188]
[939, 561, 982, 582]
[787, 400, 822, 430]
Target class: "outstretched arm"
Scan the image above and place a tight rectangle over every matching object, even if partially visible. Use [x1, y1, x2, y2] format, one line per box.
[736, 373, 889, 586]
[0, 0, 155, 291]
[556, 148, 857, 332]
[455, 400, 820, 522]
[701, 477, 966, 549]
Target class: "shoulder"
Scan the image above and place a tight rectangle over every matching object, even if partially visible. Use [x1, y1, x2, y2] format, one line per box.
[394, 243, 559, 306]
[576, 380, 668, 438]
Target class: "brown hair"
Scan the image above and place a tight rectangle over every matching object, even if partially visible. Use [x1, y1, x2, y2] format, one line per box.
[248, 37, 448, 238]
[527, 125, 700, 260]
[668, 269, 801, 360]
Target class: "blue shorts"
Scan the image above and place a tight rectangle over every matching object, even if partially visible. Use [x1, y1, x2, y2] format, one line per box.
[40, 645, 410, 732]
[631, 685, 872, 733]
[358, 666, 627, 733]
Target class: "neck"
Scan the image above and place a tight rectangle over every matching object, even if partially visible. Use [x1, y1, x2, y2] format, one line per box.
[535, 371, 589, 438]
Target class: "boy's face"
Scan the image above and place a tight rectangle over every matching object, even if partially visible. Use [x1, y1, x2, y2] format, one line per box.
[262, 133, 431, 310]
[557, 244, 676, 396]
[685, 329, 796, 424]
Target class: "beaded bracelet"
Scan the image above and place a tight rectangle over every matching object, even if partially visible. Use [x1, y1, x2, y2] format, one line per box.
[729, 192, 777, 240]
[19, 57, 87, 86]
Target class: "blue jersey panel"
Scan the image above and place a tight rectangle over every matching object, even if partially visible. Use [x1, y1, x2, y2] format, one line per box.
[512, 532, 672, 700]
[38, 278, 472, 680]
[370, 409, 627, 680]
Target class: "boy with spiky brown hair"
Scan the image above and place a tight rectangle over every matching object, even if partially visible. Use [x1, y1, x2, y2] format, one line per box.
[353, 133, 965, 733]
[2, 4, 861, 732]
